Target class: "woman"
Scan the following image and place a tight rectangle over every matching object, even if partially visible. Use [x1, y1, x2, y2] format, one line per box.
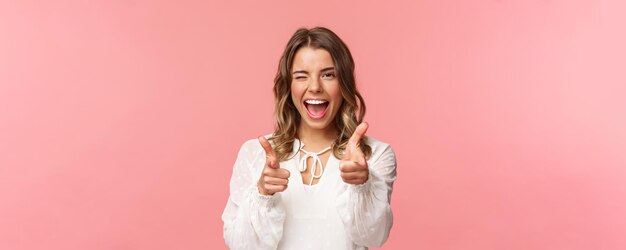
[222, 27, 397, 250]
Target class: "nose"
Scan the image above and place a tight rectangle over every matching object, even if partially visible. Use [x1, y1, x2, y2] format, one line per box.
[308, 77, 322, 93]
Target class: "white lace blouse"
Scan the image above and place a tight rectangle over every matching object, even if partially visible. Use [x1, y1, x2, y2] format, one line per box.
[222, 135, 397, 250]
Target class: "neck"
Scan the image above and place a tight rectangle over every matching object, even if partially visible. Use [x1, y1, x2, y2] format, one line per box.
[297, 123, 338, 148]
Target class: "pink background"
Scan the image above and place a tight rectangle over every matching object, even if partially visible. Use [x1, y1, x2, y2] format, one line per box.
[1, 0, 625, 249]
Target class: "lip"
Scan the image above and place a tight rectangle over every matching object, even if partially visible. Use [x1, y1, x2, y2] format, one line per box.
[303, 98, 329, 120]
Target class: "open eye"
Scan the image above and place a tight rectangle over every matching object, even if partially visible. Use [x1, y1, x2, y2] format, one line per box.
[321, 72, 335, 79]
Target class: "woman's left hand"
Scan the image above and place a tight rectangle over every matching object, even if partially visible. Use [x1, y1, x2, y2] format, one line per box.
[339, 122, 369, 185]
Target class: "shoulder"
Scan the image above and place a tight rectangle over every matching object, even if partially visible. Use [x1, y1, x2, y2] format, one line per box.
[236, 135, 268, 157]
[364, 136, 396, 164]
[364, 136, 394, 156]
[237, 133, 276, 153]
[364, 136, 391, 152]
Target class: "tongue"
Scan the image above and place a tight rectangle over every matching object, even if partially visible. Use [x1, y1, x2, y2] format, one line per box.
[308, 103, 328, 115]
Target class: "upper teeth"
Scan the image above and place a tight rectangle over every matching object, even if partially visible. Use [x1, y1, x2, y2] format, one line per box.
[305, 100, 328, 105]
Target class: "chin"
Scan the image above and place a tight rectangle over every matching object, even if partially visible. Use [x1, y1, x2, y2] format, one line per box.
[306, 121, 331, 130]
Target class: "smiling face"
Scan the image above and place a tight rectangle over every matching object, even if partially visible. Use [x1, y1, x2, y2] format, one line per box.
[290, 47, 343, 133]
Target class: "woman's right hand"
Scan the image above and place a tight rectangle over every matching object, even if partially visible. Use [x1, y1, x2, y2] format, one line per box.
[257, 136, 291, 195]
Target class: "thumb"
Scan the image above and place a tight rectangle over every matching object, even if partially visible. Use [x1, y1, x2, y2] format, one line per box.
[258, 136, 278, 168]
[345, 122, 369, 160]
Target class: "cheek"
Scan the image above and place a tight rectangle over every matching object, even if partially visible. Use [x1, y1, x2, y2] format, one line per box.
[290, 83, 297, 97]
[291, 82, 304, 94]
[290, 83, 303, 105]
[328, 84, 343, 103]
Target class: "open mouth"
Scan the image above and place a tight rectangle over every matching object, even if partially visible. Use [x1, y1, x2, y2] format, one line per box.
[303, 99, 329, 120]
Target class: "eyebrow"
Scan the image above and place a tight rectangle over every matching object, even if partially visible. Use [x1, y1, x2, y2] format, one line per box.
[292, 67, 335, 75]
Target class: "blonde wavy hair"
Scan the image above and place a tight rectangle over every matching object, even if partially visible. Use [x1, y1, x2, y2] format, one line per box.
[269, 27, 372, 161]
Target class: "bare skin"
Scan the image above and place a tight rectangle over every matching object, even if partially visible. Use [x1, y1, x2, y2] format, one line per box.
[296, 120, 337, 185]
[256, 123, 370, 191]
[339, 123, 369, 185]
[257, 47, 369, 195]
[298, 151, 331, 186]
[290, 47, 342, 186]
[257, 136, 290, 195]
